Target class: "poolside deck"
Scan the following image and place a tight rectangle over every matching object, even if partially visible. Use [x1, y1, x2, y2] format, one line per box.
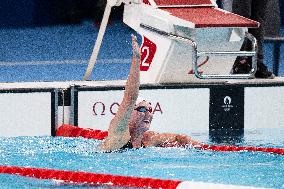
[0, 77, 283, 90]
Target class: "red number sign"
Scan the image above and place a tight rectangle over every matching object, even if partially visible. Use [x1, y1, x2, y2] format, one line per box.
[140, 36, 157, 71]
[143, 0, 151, 5]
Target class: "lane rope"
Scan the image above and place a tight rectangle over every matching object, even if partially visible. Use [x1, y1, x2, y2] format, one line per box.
[0, 165, 181, 189]
[199, 144, 284, 155]
[56, 124, 284, 155]
[56, 124, 108, 140]
[0, 166, 271, 189]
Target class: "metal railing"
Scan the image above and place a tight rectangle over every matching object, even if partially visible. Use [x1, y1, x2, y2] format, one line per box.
[140, 23, 258, 79]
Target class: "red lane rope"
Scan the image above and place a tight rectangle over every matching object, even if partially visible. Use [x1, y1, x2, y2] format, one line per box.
[56, 124, 108, 140]
[0, 166, 181, 189]
[56, 124, 284, 155]
[199, 144, 284, 155]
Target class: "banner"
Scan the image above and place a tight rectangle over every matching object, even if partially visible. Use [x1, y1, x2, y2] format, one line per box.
[77, 88, 210, 134]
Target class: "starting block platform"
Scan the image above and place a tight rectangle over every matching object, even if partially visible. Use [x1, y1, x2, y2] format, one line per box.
[83, 0, 262, 82]
[122, 0, 259, 83]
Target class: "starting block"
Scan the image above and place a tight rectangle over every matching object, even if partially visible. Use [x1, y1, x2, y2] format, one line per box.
[123, 0, 259, 83]
[83, 0, 259, 83]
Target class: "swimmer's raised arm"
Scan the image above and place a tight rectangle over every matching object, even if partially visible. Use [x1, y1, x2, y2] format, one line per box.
[99, 35, 141, 151]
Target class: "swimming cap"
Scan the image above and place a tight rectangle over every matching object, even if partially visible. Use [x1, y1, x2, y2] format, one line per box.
[136, 96, 146, 105]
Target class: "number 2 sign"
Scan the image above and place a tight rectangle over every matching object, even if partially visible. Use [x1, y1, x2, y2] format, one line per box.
[140, 36, 157, 71]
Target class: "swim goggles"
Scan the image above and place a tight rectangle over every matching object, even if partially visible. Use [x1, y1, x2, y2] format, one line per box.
[135, 106, 152, 113]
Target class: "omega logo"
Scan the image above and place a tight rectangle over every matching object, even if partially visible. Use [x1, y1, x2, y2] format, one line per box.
[93, 101, 163, 116]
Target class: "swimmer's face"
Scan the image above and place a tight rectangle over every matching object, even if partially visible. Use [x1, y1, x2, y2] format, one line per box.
[129, 101, 153, 134]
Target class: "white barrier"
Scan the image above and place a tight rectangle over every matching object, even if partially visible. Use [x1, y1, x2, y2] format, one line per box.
[0, 90, 55, 137]
[245, 86, 284, 129]
[0, 80, 284, 137]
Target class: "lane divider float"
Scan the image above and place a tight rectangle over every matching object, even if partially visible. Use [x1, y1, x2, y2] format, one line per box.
[56, 124, 284, 155]
[0, 166, 270, 189]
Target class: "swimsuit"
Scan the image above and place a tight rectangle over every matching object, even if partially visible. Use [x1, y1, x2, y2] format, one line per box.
[119, 140, 145, 150]
[120, 140, 134, 150]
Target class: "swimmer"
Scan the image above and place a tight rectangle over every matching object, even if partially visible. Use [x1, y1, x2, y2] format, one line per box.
[98, 35, 200, 151]
[57, 35, 200, 151]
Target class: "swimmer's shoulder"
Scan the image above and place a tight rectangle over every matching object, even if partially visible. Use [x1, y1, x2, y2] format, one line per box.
[142, 131, 159, 147]
[143, 131, 157, 138]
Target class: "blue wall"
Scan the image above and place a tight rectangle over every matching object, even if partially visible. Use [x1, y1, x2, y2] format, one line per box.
[2, 0, 282, 27]
[0, 0, 123, 28]
[0, 0, 76, 28]
[0, 0, 36, 28]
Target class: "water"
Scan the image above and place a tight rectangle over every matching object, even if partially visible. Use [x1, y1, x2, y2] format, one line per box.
[0, 128, 283, 189]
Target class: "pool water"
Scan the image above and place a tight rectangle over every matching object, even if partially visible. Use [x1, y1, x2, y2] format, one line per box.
[0, 128, 283, 189]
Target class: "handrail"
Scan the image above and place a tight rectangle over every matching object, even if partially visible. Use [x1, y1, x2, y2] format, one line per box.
[140, 24, 258, 79]
[140, 24, 197, 48]
[195, 32, 257, 79]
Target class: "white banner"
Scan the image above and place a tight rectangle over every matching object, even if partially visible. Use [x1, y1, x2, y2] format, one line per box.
[78, 88, 210, 134]
[0, 92, 52, 137]
[245, 86, 284, 129]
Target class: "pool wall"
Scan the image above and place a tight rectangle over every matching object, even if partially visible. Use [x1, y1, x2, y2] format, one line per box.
[0, 79, 283, 142]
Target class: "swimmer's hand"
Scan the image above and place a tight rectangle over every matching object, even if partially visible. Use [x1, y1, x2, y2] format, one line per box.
[132, 34, 141, 60]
